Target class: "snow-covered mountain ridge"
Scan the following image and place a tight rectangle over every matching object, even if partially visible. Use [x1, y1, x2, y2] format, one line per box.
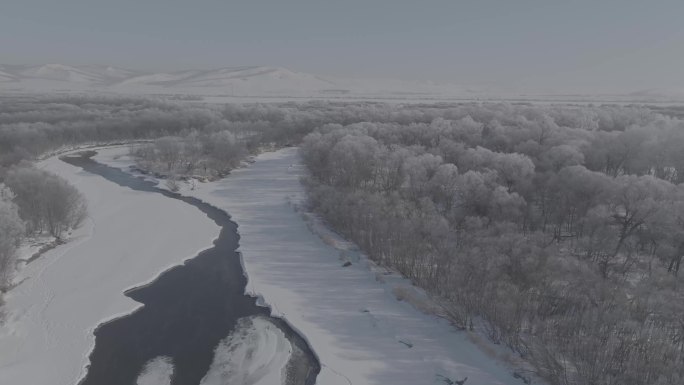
[2, 63, 683, 103]
[0, 63, 463, 96]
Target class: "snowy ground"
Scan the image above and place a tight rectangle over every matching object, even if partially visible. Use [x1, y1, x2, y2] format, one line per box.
[0, 152, 220, 385]
[96, 145, 538, 385]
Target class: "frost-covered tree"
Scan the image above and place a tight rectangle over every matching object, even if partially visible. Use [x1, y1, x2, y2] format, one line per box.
[299, 104, 684, 385]
[4, 166, 87, 239]
[0, 188, 24, 287]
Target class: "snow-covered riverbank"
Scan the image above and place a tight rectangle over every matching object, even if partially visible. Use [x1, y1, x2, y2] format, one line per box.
[96, 145, 532, 385]
[0, 153, 220, 385]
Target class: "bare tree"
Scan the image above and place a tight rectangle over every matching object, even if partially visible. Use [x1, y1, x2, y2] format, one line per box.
[5, 166, 87, 239]
[0, 188, 25, 287]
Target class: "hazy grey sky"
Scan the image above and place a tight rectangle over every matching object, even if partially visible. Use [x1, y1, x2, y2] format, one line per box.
[2, 0, 683, 93]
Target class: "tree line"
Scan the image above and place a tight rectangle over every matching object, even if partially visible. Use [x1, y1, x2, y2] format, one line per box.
[301, 104, 684, 385]
[0, 165, 87, 291]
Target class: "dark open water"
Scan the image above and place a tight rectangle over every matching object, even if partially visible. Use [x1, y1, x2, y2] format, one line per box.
[61, 152, 319, 385]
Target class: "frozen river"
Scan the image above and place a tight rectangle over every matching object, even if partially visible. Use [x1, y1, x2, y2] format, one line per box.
[62, 152, 319, 385]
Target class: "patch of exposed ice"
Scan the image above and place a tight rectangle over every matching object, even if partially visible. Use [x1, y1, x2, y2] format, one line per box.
[136, 356, 174, 385]
[200, 316, 291, 385]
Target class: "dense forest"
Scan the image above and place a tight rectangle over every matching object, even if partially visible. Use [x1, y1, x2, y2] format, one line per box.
[301, 104, 684, 385]
[2, 95, 684, 384]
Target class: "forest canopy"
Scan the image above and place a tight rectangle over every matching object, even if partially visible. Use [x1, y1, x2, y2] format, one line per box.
[300, 103, 684, 385]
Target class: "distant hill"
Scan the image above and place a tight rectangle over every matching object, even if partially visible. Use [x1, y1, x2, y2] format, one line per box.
[0, 63, 482, 98]
[2, 63, 684, 103]
[628, 88, 684, 101]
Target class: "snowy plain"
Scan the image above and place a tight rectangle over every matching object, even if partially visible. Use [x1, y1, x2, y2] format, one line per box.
[0, 152, 220, 385]
[95, 145, 535, 385]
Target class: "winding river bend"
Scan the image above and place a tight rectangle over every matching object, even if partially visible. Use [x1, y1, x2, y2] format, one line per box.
[61, 152, 319, 385]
